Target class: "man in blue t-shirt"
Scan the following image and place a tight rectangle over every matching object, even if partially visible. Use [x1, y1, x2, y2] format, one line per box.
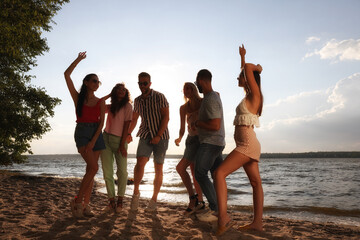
[192, 69, 225, 222]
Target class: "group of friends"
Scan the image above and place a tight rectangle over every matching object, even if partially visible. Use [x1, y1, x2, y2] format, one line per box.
[64, 45, 264, 235]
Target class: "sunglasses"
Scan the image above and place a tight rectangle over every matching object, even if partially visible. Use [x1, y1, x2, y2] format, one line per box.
[91, 79, 102, 85]
[138, 81, 149, 87]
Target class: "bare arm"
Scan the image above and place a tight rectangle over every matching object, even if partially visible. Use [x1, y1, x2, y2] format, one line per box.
[64, 52, 87, 106]
[85, 98, 105, 153]
[175, 104, 186, 146]
[244, 63, 263, 114]
[128, 111, 139, 134]
[102, 94, 111, 114]
[102, 93, 111, 101]
[118, 120, 131, 157]
[150, 106, 170, 144]
[195, 118, 221, 131]
[126, 111, 140, 143]
[239, 44, 246, 69]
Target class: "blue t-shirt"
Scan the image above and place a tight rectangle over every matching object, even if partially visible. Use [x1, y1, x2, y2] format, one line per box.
[198, 91, 225, 146]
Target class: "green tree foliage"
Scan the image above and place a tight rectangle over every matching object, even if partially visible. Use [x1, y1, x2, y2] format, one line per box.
[0, 0, 69, 165]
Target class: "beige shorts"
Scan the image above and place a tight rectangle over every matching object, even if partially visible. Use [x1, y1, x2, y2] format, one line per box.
[234, 125, 261, 161]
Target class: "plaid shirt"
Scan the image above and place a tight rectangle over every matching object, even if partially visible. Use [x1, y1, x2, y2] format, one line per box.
[134, 89, 169, 139]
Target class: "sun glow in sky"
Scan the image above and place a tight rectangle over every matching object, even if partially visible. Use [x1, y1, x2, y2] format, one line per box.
[29, 0, 360, 154]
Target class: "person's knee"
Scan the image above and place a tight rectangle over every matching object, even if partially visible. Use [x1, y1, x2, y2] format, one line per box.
[135, 162, 145, 169]
[154, 166, 163, 179]
[213, 168, 224, 181]
[87, 164, 98, 176]
[176, 162, 186, 175]
[117, 169, 128, 177]
[194, 169, 206, 183]
[103, 171, 113, 180]
[249, 177, 262, 189]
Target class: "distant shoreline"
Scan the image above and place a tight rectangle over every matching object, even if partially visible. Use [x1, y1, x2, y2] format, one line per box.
[24, 151, 360, 159]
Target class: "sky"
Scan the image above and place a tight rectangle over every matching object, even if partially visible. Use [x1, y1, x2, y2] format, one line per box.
[29, 0, 360, 155]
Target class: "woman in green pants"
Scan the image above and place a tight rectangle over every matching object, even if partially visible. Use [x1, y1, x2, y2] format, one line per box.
[101, 83, 133, 213]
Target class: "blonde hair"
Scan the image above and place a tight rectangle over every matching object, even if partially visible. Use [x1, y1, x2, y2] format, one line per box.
[183, 82, 201, 102]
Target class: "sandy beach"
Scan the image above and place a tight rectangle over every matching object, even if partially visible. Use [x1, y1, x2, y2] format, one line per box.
[0, 170, 359, 240]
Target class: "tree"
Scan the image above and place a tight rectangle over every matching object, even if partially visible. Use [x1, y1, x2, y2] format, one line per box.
[0, 0, 69, 165]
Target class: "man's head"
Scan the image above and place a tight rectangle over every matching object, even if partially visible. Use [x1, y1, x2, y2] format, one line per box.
[138, 72, 151, 95]
[195, 69, 212, 93]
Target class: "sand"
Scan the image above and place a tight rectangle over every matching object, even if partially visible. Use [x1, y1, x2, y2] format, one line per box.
[0, 170, 359, 240]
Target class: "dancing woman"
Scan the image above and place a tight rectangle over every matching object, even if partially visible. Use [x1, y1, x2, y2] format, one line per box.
[175, 82, 205, 214]
[101, 83, 132, 213]
[64, 52, 106, 218]
[214, 45, 264, 234]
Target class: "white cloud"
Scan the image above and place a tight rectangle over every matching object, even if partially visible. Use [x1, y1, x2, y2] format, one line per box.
[306, 36, 320, 44]
[259, 73, 360, 152]
[303, 38, 360, 62]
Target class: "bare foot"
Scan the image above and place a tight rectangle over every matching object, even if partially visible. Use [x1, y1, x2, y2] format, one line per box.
[217, 214, 231, 227]
[216, 218, 236, 236]
[238, 223, 263, 232]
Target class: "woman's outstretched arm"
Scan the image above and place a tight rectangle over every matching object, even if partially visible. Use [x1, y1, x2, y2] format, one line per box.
[64, 52, 87, 106]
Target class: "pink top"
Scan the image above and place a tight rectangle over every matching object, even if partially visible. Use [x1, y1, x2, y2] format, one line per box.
[76, 99, 101, 123]
[104, 102, 133, 137]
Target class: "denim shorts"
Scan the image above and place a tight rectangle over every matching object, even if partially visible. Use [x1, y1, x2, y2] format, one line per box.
[74, 122, 106, 151]
[136, 136, 169, 164]
[183, 135, 200, 162]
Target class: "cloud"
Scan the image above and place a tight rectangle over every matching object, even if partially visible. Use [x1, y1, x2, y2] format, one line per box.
[306, 36, 320, 44]
[259, 73, 360, 152]
[303, 38, 360, 61]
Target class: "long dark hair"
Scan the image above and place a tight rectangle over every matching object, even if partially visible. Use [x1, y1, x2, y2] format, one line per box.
[76, 73, 97, 117]
[110, 83, 131, 116]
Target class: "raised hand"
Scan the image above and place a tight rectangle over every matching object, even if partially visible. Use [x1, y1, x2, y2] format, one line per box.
[256, 64, 263, 73]
[239, 44, 246, 57]
[77, 51, 87, 61]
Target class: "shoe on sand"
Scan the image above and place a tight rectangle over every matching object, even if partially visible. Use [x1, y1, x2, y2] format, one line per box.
[145, 199, 157, 212]
[83, 205, 95, 217]
[70, 199, 83, 218]
[186, 200, 206, 216]
[104, 199, 116, 214]
[197, 210, 218, 222]
[130, 193, 140, 211]
[216, 219, 236, 236]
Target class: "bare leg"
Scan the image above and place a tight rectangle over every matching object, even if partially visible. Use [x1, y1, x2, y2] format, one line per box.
[152, 162, 163, 202]
[133, 157, 148, 195]
[176, 158, 196, 208]
[83, 150, 100, 205]
[214, 150, 251, 227]
[76, 147, 99, 204]
[189, 162, 204, 202]
[242, 161, 263, 231]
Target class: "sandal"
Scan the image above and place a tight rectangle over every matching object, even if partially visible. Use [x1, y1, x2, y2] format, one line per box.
[195, 200, 205, 211]
[185, 194, 199, 215]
